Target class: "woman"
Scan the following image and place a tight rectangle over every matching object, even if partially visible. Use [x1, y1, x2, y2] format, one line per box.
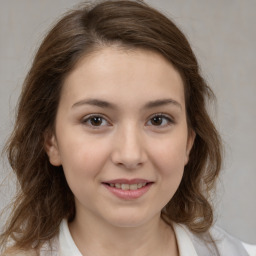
[0, 1, 253, 255]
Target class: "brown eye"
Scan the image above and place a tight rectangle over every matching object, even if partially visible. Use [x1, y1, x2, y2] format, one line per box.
[82, 115, 110, 128]
[151, 116, 163, 126]
[147, 114, 173, 127]
[90, 116, 103, 126]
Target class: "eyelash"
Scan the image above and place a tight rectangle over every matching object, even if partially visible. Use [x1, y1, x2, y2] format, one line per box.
[146, 113, 174, 127]
[81, 113, 174, 129]
[81, 114, 111, 129]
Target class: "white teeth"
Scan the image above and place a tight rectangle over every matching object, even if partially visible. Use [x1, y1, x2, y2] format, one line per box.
[129, 184, 138, 190]
[108, 183, 148, 190]
[121, 184, 129, 190]
[137, 183, 142, 189]
[115, 183, 121, 188]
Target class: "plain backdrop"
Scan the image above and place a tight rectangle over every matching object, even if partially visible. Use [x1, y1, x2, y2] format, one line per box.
[0, 0, 255, 244]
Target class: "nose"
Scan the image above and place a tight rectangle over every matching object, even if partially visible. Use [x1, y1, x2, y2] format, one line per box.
[111, 124, 147, 169]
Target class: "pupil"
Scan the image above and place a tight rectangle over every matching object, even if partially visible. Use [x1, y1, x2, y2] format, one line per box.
[91, 117, 102, 126]
[152, 116, 162, 125]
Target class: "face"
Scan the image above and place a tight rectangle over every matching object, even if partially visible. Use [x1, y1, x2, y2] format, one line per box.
[45, 47, 194, 228]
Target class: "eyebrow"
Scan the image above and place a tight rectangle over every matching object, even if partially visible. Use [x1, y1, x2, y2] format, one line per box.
[144, 99, 182, 110]
[72, 98, 182, 110]
[72, 99, 115, 109]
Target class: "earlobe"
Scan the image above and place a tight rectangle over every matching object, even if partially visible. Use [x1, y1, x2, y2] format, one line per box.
[185, 130, 196, 165]
[44, 131, 62, 166]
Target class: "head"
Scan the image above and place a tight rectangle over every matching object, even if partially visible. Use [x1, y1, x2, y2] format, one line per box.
[2, 0, 221, 251]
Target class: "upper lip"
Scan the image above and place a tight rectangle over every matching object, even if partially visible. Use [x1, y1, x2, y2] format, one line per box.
[102, 179, 152, 184]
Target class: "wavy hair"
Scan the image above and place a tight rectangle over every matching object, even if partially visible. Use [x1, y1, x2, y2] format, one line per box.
[1, 0, 222, 252]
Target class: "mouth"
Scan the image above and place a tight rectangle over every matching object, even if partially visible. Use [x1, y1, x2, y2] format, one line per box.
[102, 179, 154, 200]
[103, 182, 152, 190]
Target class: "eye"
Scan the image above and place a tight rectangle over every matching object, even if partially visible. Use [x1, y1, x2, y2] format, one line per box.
[82, 115, 110, 128]
[146, 114, 174, 127]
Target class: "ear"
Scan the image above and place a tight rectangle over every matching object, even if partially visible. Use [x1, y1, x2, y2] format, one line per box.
[44, 131, 62, 166]
[184, 129, 196, 165]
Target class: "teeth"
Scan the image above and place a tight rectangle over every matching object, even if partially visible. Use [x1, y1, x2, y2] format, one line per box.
[137, 183, 142, 189]
[129, 184, 138, 190]
[121, 184, 129, 190]
[108, 183, 148, 190]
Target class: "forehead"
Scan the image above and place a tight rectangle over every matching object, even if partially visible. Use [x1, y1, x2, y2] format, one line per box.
[60, 47, 185, 109]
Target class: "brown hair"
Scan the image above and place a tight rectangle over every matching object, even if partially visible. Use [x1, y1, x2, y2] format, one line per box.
[1, 0, 222, 252]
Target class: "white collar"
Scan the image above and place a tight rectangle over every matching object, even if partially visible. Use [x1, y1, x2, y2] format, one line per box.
[59, 219, 198, 256]
[172, 222, 198, 256]
[59, 219, 82, 256]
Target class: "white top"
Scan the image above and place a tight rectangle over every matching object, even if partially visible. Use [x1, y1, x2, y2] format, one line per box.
[59, 219, 82, 256]
[58, 219, 256, 256]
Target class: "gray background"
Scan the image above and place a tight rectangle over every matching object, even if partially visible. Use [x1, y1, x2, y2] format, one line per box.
[0, 0, 255, 244]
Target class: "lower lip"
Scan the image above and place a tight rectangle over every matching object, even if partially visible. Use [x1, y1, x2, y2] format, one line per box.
[103, 183, 153, 200]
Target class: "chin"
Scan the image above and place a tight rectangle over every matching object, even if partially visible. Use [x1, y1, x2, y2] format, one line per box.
[103, 209, 159, 229]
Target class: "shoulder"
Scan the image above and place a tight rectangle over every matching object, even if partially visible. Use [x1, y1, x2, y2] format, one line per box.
[173, 222, 254, 256]
[210, 226, 256, 256]
[1, 238, 59, 256]
[242, 242, 256, 256]
[1, 249, 37, 256]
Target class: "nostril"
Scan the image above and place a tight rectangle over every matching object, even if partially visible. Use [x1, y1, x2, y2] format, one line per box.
[110, 140, 146, 169]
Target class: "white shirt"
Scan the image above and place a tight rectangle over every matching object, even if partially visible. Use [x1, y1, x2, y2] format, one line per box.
[57, 219, 256, 256]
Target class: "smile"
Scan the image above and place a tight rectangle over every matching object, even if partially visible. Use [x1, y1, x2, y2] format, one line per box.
[108, 183, 147, 190]
[102, 179, 154, 200]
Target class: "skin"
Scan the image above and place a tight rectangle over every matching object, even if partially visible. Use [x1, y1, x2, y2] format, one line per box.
[45, 47, 195, 256]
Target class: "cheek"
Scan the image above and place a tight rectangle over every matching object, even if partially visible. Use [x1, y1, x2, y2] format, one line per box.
[150, 134, 188, 172]
[148, 134, 188, 194]
[57, 134, 111, 188]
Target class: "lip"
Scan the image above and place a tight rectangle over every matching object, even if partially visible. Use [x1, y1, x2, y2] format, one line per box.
[103, 178, 151, 184]
[102, 179, 154, 200]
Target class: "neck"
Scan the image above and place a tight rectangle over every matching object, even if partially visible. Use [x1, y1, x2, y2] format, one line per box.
[69, 211, 178, 256]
